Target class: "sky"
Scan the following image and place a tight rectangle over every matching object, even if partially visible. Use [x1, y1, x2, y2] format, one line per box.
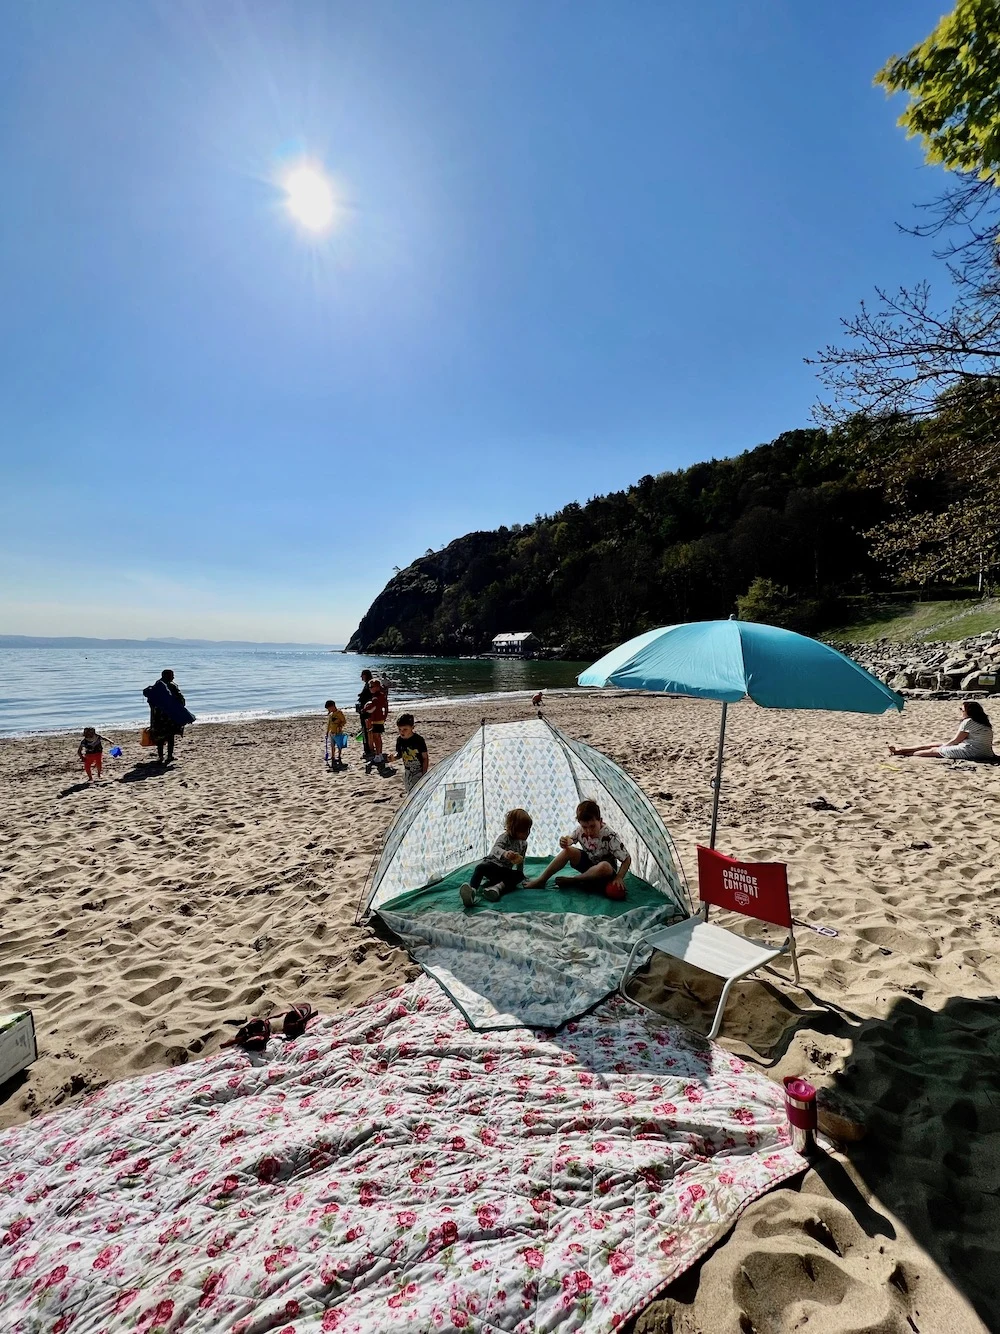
[0, 0, 952, 643]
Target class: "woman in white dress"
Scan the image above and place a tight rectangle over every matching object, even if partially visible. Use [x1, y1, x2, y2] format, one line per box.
[889, 701, 995, 761]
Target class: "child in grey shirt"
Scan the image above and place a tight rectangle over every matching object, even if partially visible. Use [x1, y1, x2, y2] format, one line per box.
[460, 808, 533, 907]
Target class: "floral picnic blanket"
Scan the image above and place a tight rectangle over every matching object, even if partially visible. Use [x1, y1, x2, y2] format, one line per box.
[0, 978, 802, 1334]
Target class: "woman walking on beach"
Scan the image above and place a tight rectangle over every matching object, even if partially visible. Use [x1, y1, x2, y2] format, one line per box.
[143, 669, 194, 765]
[889, 701, 995, 761]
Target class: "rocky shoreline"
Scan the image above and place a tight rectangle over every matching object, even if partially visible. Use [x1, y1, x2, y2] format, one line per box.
[832, 631, 1000, 699]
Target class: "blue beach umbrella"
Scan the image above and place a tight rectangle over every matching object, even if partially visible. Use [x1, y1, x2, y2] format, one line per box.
[579, 619, 903, 847]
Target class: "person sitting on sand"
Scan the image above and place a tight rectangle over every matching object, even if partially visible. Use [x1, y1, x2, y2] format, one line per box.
[889, 701, 995, 762]
[524, 798, 630, 897]
[77, 727, 105, 781]
[460, 808, 533, 907]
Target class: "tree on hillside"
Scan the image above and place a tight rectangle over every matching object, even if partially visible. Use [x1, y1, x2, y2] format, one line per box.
[737, 578, 796, 628]
[814, 0, 1000, 417]
[862, 381, 999, 587]
[812, 0, 1000, 592]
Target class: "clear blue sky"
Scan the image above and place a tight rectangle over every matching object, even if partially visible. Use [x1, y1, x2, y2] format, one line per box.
[1, 0, 949, 643]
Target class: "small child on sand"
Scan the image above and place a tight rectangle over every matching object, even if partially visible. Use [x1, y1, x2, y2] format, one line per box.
[460, 808, 533, 907]
[394, 714, 429, 793]
[525, 798, 630, 898]
[363, 679, 389, 761]
[324, 700, 348, 768]
[77, 728, 105, 781]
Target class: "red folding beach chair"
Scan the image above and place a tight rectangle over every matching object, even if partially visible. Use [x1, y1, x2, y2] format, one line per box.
[620, 846, 799, 1039]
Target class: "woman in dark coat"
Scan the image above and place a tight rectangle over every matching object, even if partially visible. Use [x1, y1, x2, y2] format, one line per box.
[143, 669, 193, 764]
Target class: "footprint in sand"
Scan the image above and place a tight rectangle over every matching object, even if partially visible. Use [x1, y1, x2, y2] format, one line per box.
[128, 976, 182, 1007]
[122, 963, 167, 982]
[727, 1194, 922, 1334]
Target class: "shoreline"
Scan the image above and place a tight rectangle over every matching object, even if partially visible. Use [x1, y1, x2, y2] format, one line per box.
[0, 685, 611, 742]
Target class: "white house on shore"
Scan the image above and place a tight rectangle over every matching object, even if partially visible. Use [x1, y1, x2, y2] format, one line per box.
[491, 631, 540, 657]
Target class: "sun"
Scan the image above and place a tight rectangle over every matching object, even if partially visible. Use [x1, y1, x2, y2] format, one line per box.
[283, 165, 336, 233]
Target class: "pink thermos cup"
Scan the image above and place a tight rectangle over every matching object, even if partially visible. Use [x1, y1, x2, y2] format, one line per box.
[783, 1076, 818, 1155]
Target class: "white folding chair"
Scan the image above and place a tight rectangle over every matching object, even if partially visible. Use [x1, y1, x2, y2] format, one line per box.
[621, 845, 799, 1039]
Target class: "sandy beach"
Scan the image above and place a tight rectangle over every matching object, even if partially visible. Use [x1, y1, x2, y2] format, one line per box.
[2, 692, 998, 1332]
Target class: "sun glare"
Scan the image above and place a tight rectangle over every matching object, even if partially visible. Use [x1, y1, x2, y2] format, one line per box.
[284, 166, 336, 233]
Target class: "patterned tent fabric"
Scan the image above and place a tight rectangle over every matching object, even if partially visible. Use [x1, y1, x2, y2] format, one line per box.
[362, 719, 689, 917]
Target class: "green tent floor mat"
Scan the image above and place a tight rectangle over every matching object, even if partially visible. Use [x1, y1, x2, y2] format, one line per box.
[379, 857, 667, 919]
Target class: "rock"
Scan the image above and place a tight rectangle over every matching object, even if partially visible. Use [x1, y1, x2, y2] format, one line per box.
[831, 630, 1000, 698]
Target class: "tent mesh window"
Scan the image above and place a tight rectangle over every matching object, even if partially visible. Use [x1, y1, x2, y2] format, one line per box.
[360, 718, 689, 919]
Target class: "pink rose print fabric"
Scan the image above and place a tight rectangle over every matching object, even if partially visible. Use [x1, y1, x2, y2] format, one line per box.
[0, 978, 801, 1332]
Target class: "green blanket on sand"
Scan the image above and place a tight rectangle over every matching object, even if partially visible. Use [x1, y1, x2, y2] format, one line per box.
[379, 856, 665, 919]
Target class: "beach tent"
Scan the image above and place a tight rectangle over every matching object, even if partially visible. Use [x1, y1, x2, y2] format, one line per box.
[359, 718, 690, 1029]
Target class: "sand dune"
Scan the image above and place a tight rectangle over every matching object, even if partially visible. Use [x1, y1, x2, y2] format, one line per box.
[1, 692, 997, 1331]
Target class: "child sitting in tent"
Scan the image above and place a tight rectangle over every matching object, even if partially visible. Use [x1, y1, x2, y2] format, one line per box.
[460, 808, 533, 907]
[525, 798, 630, 898]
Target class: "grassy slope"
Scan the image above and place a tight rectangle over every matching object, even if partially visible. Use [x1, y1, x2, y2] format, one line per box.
[824, 599, 1000, 643]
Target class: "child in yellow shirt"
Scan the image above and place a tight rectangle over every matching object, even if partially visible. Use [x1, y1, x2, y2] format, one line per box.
[324, 700, 348, 769]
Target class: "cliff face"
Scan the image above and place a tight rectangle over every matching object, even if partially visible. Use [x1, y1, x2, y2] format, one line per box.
[346, 531, 506, 655]
[348, 428, 894, 658]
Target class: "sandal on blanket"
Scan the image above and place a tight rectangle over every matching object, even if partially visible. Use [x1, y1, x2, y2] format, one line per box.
[222, 1017, 271, 1052]
[282, 1003, 316, 1041]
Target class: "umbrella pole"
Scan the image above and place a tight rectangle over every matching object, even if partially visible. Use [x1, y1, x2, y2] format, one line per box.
[709, 702, 728, 849]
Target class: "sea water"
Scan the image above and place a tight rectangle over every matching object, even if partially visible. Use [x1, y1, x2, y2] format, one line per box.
[0, 646, 589, 737]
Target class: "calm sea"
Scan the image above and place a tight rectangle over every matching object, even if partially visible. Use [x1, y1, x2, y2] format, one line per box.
[0, 647, 589, 737]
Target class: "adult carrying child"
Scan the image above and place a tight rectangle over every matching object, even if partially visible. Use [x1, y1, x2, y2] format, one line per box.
[143, 669, 195, 765]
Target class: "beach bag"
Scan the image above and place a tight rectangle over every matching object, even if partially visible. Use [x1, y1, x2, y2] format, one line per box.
[140, 727, 153, 748]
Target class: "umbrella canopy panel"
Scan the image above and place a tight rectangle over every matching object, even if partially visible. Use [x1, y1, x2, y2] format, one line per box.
[579, 619, 903, 714]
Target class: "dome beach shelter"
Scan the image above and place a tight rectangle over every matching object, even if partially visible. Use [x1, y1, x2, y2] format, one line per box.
[358, 717, 691, 1029]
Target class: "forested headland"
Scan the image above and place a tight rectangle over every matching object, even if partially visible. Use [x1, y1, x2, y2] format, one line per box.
[350, 1, 1000, 659]
[347, 410, 988, 658]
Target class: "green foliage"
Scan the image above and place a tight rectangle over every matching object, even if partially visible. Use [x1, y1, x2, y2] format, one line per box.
[737, 578, 825, 633]
[815, 6, 1000, 596]
[824, 598, 1000, 643]
[371, 626, 404, 654]
[737, 578, 795, 627]
[847, 382, 1000, 588]
[877, 0, 1000, 183]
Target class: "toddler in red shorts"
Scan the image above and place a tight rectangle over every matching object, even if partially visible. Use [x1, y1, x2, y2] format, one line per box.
[77, 728, 105, 780]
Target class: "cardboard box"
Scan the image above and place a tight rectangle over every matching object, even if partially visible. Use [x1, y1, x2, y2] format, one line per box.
[0, 1011, 38, 1086]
